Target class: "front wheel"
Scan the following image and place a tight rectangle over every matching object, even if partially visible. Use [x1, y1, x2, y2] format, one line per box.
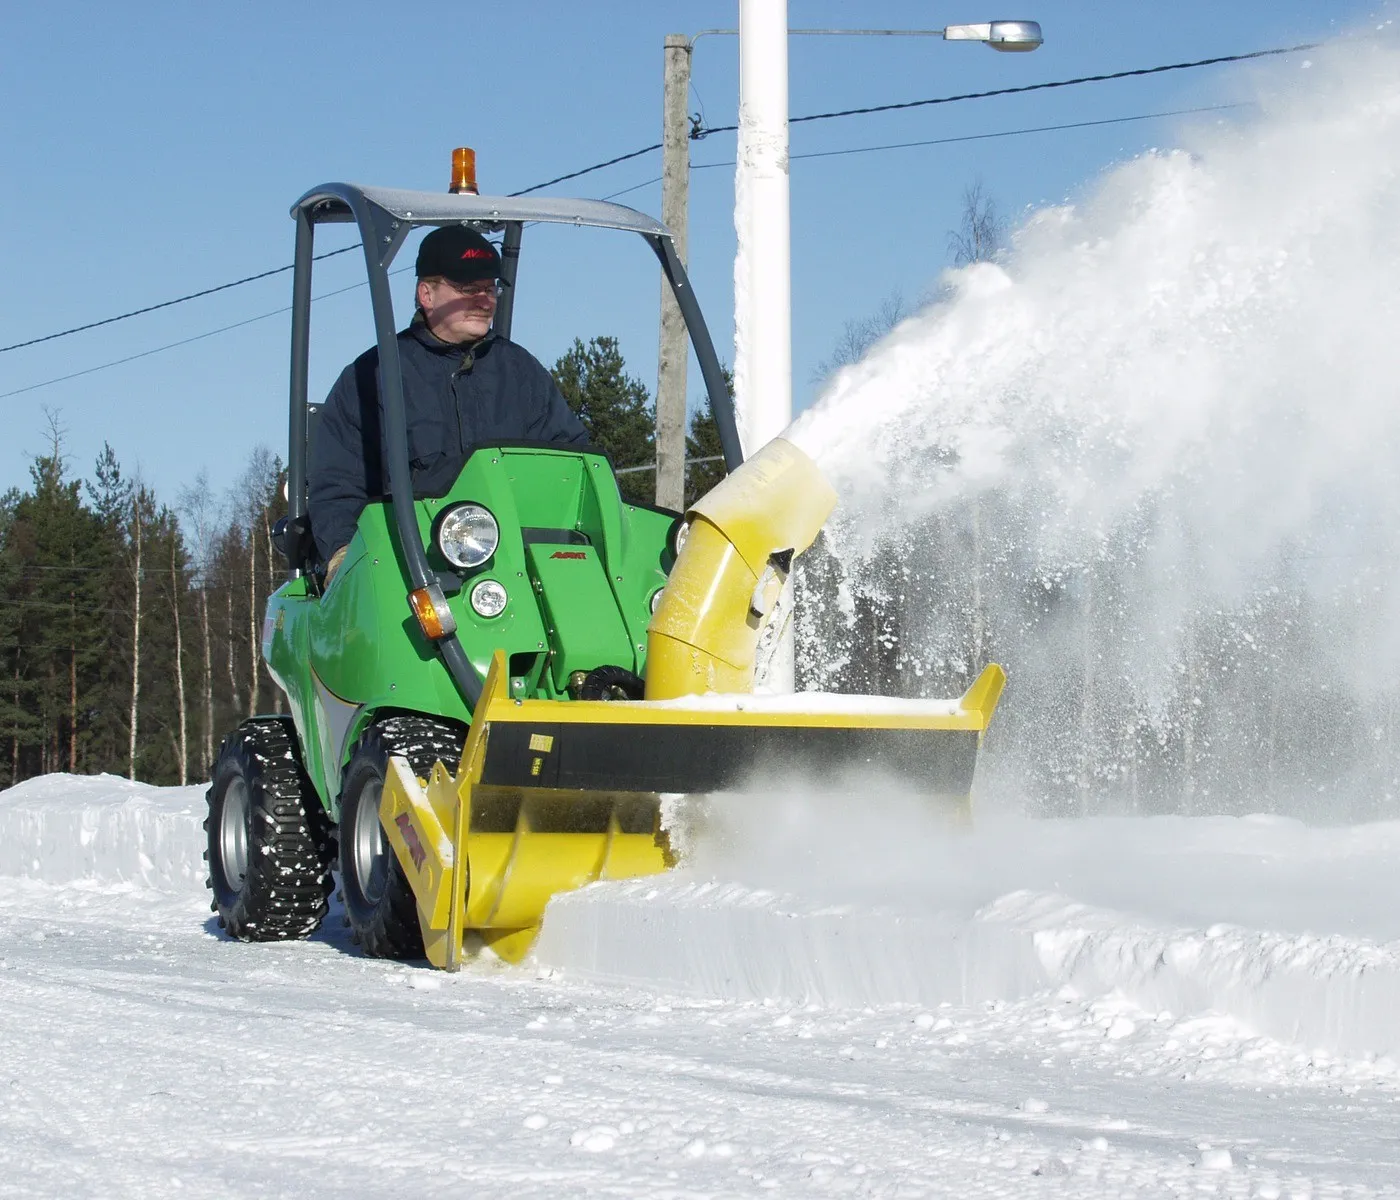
[338, 717, 465, 958]
[205, 719, 333, 940]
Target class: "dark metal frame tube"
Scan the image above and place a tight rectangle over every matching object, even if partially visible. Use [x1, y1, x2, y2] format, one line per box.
[285, 210, 315, 578]
[494, 221, 522, 341]
[651, 235, 743, 472]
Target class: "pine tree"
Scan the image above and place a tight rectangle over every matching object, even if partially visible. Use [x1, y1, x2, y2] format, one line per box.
[128, 499, 192, 784]
[0, 489, 39, 786]
[551, 337, 655, 505]
[84, 443, 135, 774]
[6, 432, 112, 777]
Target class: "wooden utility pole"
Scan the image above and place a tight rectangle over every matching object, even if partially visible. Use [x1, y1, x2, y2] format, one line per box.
[655, 33, 692, 512]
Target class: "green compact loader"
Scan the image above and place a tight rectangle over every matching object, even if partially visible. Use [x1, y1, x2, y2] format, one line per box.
[205, 161, 1005, 970]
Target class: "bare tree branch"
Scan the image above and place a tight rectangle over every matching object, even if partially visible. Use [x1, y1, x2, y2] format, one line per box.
[812, 292, 909, 384]
[947, 178, 1006, 267]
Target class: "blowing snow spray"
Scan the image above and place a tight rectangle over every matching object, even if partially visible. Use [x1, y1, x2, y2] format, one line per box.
[790, 34, 1400, 821]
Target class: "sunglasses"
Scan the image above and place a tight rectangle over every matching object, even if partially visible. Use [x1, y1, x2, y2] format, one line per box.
[433, 279, 501, 299]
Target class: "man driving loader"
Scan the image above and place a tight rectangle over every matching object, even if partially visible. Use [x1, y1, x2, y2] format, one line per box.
[309, 225, 588, 578]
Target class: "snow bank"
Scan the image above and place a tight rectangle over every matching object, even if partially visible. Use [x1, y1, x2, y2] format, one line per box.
[538, 810, 1400, 1060]
[983, 889, 1400, 1061]
[538, 877, 1045, 1008]
[0, 774, 206, 890]
[7, 773, 1400, 1062]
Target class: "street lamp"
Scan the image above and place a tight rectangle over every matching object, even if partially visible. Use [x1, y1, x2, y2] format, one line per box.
[943, 21, 1044, 51]
[690, 21, 1045, 50]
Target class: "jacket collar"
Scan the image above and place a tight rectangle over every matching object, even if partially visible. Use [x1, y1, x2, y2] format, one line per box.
[407, 311, 496, 357]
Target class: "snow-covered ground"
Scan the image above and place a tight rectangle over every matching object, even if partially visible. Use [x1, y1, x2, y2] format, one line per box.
[2, 774, 1398, 1198]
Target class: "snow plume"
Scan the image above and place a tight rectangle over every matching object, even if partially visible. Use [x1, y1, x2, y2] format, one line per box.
[789, 33, 1400, 819]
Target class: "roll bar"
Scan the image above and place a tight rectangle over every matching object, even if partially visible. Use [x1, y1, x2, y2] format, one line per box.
[286, 182, 744, 710]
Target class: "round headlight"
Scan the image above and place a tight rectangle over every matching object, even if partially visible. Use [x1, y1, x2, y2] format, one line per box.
[437, 503, 498, 569]
[470, 579, 508, 618]
[649, 587, 665, 614]
[670, 519, 690, 557]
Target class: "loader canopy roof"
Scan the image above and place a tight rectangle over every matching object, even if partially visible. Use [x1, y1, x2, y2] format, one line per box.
[292, 185, 671, 238]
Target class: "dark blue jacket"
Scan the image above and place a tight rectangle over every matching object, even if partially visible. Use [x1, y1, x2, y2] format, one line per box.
[308, 318, 588, 560]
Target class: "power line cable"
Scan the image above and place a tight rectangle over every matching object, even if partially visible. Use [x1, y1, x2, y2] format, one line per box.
[0, 148, 669, 359]
[0, 245, 361, 356]
[692, 102, 1249, 170]
[0, 273, 396, 401]
[0, 171, 660, 401]
[692, 40, 1316, 137]
[616, 455, 725, 476]
[0, 39, 1319, 365]
[501, 101, 1253, 207]
[508, 143, 663, 197]
[0, 101, 1262, 401]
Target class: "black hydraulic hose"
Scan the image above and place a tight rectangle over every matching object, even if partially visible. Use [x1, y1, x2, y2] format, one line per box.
[653, 235, 744, 472]
[343, 192, 485, 710]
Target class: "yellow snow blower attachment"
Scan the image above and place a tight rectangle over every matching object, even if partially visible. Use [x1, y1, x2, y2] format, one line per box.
[379, 438, 1005, 969]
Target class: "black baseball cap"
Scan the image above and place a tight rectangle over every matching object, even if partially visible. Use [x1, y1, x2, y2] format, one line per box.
[415, 226, 502, 284]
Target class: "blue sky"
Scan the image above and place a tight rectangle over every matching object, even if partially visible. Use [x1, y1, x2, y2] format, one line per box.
[0, 1, 1379, 507]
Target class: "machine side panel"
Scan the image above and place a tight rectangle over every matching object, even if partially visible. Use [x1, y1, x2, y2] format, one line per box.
[262, 579, 329, 804]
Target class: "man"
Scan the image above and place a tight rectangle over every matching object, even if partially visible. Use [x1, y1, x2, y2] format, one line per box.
[309, 225, 588, 577]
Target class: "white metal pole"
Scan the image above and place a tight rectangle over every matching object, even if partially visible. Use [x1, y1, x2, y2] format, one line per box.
[734, 0, 791, 456]
[735, 0, 795, 691]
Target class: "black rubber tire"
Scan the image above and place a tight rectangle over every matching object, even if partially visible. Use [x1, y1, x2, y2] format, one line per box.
[337, 716, 466, 959]
[580, 665, 645, 701]
[205, 719, 334, 941]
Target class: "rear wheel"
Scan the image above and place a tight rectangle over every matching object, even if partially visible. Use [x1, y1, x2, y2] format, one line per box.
[337, 717, 465, 959]
[205, 719, 333, 940]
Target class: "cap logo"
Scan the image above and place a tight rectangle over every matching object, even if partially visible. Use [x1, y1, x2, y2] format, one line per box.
[460, 248, 494, 259]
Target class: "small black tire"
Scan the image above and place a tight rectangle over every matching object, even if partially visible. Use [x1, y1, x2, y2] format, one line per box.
[205, 719, 333, 941]
[337, 716, 466, 959]
[579, 665, 645, 701]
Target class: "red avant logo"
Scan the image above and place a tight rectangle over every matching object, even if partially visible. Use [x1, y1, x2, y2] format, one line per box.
[549, 551, 587, 560]
[460, 248, 493, 259]
[394, 813, 428, 871]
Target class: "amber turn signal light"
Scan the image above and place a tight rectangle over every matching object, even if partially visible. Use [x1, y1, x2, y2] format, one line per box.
[409, 584, 457, 640]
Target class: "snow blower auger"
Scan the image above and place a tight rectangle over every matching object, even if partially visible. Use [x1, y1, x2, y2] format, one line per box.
[204, 153, 1004, 967]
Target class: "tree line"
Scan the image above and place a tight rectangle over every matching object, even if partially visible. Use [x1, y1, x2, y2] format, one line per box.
[0, 338, 723, 790]
[0, 419, 287, 789]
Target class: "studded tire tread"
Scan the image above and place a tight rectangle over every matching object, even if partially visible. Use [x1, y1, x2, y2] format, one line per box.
[337, 716, 466, 960]
[205, 718, 333, 941]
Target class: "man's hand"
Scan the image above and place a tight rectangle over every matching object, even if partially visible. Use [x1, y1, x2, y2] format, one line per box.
[326, 545, 348, 582]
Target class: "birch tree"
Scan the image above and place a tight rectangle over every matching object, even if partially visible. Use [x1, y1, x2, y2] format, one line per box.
[178, 472, 217, 772]
[127, 488, 143, 782]
[167, 533, 188, 784]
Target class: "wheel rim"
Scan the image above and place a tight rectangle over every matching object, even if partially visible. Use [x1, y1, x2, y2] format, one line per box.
[219, 778, 250, 889]
[350, 778, 387, 906]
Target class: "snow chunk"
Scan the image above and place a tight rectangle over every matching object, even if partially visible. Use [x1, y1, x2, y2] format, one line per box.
[1197, 1146, 1234, 1170]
